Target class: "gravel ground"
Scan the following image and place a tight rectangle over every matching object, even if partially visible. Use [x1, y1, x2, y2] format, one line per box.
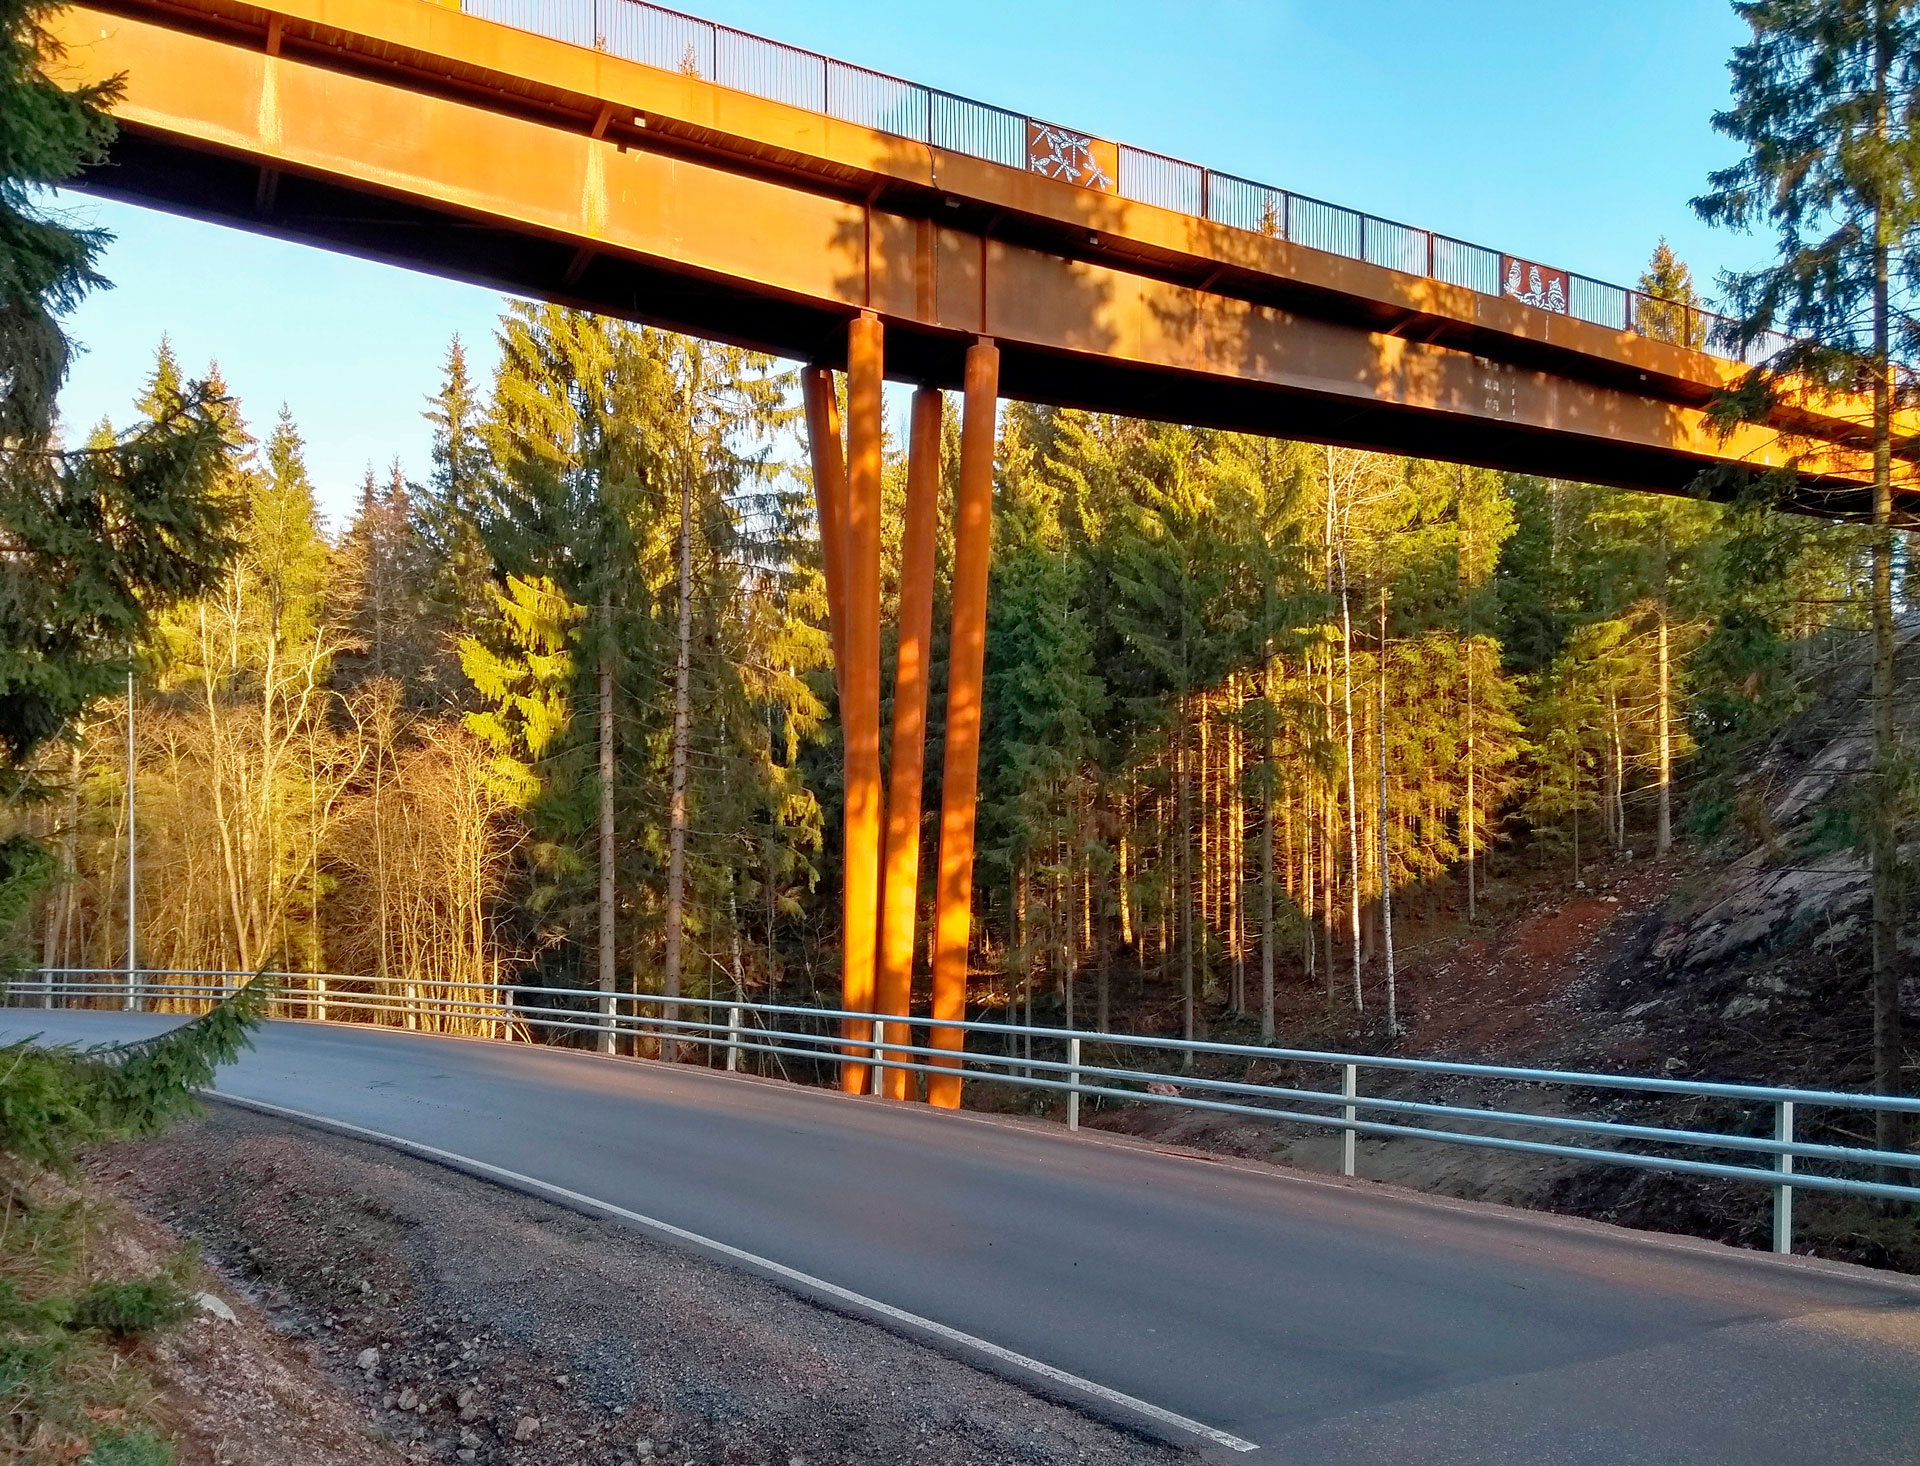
[94, 1105, 1184, 1466]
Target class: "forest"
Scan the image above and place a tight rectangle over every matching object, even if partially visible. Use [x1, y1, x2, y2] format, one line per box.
[19, 247, 1879, 1058]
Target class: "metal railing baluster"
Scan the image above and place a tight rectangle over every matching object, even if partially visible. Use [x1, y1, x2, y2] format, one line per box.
[1342, 1063, 1357, 1177]
[1068, 1036, 1081, 1132]
[1775, 1100, 1795, 1255]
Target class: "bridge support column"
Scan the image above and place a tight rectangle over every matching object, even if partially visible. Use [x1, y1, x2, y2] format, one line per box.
[876, 387, 943, 1100]
[927, 339, 998, 1109]
[800, 368, 848, 704]
[839, 312, 887, 1094]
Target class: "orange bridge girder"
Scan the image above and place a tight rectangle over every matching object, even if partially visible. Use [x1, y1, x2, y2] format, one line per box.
[47, 0, 1906, 507]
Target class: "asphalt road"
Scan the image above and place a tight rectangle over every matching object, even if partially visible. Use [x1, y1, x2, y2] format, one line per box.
[9, 1010, 1920, 1464]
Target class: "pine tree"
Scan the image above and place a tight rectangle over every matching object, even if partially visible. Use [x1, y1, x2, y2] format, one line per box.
[1589, 482, 1720, 855]
[1211, 433, 1315, 1041]
[480, 305, 655, 1043]
[475, 306, 805, 1049]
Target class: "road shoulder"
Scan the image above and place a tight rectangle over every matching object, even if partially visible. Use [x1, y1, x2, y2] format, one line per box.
[97, 1106, 1186, 1466]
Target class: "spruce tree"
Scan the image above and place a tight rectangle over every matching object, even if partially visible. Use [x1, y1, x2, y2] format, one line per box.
[0, 0, 115, 444]
[418, 335, 495, 636]
[1636, 238, 1708, 348]
[981, 404, 1105, 1031]
[1102, 424, 1242, 1054]
[337, 457, 443, 702]
[0, 13, 260, 1445]
[1, 0, 235, 933]
[476, 306, 801, 1042]
[1695, 0, 1920, 1154]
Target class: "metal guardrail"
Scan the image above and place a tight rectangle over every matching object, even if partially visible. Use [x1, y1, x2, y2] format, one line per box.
[14, 969, 1920, 1255]
[457, 0, 1796, 369]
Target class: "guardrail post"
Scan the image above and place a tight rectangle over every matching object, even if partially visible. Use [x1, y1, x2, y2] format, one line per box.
[726, 1004, 742, 1073]
[1342, 1063, 1358, 1177]
[1774, 1099, 1795, 1255]
[1068, 1036, 1081, 1132]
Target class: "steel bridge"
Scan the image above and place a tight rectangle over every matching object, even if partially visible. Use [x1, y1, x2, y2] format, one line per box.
[46, 0, 1908, 1099]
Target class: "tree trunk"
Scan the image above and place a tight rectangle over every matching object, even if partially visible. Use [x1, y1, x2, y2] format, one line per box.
[1321, 777, 1336, 1004]
[1097, 814, 1112, 1033]
[1014, 865, 1030, 1073]
[372, 720, 386, 1013]
[1198, 696, 1212, 981]
[1606, 687, 1624, 850]
[1229, 676, 1245, 1014]
[1299, 788, 1315, 981]
[728, 885, 745, 1074]
[1656, 604, 1673, 858]
[1869, 184, 1907, 1170]
[662, 458, 694, 1064]
[309, 730, 323, 1014]
[1179, 693, 1197, 1069]
[1462, 483, 1478, 926]
[1378, 582, 1397, 1035]
[59, 737, 81, 974]
[1157, 791, 1169, 990]
[597, 593, 617, 1056]
[1262, 606, 1278, 1044]
[1321, 461, 1340, 1010]
[1341, 557, 1363, 1015]
[1571, 759, 1581, 888]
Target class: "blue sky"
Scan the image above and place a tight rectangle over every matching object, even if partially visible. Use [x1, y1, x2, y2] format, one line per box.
[54, 0, 1755, 530]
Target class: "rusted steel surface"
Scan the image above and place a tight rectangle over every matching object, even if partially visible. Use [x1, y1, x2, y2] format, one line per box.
[839, 313, 885, 1095]
[927, 340, 998, 1110]
[800, 367, 847, 703]
[876, 388, 942, 1101]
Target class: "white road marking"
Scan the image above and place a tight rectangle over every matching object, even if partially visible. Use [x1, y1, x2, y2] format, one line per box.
[212, 1092, 1260, 1454]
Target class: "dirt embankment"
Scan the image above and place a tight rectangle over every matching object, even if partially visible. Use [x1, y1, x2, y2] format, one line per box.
[95, 1106, 1179, 1466]
[1072, 640, 1920, 1271]
[1077, 843, 1919, 1271]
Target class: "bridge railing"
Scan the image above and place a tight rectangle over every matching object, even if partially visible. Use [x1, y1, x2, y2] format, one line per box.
[16, 968, 1920, 1254]
[457, 0, 1799, 370]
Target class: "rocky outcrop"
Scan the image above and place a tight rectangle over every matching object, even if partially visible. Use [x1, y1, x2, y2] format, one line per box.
[1649, 848, 1868, 974]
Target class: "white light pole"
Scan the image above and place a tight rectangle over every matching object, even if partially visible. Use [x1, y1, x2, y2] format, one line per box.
[124, 668, 137, 1012]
